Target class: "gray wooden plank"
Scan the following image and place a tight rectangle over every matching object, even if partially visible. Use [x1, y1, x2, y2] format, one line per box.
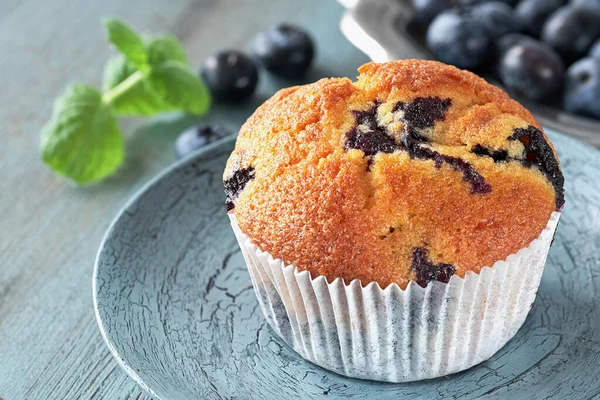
[0, 1, 214, 399]
[0, 0, 367, 398]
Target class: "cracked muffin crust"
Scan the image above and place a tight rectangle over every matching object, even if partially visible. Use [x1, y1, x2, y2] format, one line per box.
[224, 60, 564, 289]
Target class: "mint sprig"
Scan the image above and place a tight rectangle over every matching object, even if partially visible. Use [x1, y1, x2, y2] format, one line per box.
[40, 18, 211, 185]
[104, 19, 149, 71]
[41, 85, 123, 184]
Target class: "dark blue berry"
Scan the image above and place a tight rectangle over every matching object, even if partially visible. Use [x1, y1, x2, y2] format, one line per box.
[345, 129, 398, 157]
[541, 5, 600, 62]
[509, 125, 565, 209]
[457, 0, 519, 5]
[412, 247, 456, 288]
[515, 0, 566, 38]
[426, 10, 493, 69]
[590, 39, 600, 60]
[495, 33, 536, 58]
[345, 104, 398, 157]
[393, 97, 452, 128]
[411, 0, 453, 24]
[564, 58, 600, 119]
[401, 130, 492, 194]
[472, 2, 522, 38]
[175, 125, 232, 159]
[224, 167, 256, 211]
[499, 40, 564, 101]
[201, 50, 259, 102]
[472, 145, 509, 162]
[344, 99, 491, 194]
[252, 24, 315, 78]
[570, 0, 600, 11]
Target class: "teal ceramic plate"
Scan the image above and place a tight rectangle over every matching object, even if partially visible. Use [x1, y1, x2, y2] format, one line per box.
[94, 131, 600, 400]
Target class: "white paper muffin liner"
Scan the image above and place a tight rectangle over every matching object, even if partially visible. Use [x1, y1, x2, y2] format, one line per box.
[230, 212, 561, 382]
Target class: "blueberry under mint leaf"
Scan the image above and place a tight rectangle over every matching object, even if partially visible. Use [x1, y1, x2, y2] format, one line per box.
[40, 84, 124, 185]
[175, 125, 232, 159]
[40, 18, 211, 184]
[252, 24, 315, 78]
[201, 50, 259, 102]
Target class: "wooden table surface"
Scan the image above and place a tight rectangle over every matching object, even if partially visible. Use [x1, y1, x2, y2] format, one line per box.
[0, 0, 369, 398]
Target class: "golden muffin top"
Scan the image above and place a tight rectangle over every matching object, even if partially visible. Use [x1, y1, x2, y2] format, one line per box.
[223, 60, 564, 289]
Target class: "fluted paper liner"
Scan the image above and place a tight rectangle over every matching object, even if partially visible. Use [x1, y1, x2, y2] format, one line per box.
[230, 212, 561, 382]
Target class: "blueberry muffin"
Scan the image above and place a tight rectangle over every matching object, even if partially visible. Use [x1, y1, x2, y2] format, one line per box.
[224, 59, 564, 290]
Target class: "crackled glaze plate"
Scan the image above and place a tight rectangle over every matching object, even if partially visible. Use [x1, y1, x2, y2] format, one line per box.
[94, 132, 600, 400]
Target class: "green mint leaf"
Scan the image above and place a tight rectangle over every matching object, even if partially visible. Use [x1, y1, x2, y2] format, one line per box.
[103, 54, 135, 90]
[145, 34, 188, 66]
[40, 84, 124, 184]
[103, 18, 148, 70]
[148, 61, 211, 115]
[102, 55, 176, 116]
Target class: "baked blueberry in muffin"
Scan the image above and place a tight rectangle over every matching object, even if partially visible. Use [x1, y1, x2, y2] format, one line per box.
[223, 60, 564, 289]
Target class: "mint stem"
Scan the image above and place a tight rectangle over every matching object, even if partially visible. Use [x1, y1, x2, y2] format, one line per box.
[102, 70, 145, 105]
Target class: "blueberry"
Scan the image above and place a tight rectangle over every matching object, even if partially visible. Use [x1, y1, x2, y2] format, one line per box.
[564, 58, 600, 119]
[570, 0, 600, 11]
[515, 0, 566, 38]
[394, 97, 452, 128]
[412, 247, 456, 288]
[411, 0, 453, 24]
[472, 144, 509, 162]
[402, 130, 492, 194]
[201, 50, 259, 102]
[499, 40, 564, 100]
[251, 24, 315, 78]
[224, 167, 256, 211]
[495, 33, 536, 57]
[509, 125, 565, 209]
[590, 39, 600, 59]
[426, 10, 493, 69]
[345, 128, 398, 157]
[541, 5, 600, 62]
[175, 125, 232, 159]
[472, 2, 522, 38]
[345, 104, 398, 157]
[457, 0, 519, 6]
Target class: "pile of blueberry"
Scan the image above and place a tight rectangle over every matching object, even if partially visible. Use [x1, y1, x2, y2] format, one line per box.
[176, 24, 315, 159]
[413, 0, 600, 120]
